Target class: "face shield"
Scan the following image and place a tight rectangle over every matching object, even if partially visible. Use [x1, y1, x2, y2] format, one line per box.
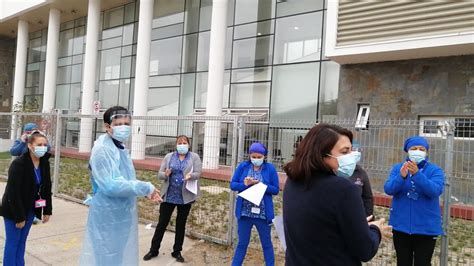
[109, 110, 132, 126]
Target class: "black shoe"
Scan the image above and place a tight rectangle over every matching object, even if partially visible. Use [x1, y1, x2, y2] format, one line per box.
[143, 251, 158, 261]
[172, 252, 185, 263]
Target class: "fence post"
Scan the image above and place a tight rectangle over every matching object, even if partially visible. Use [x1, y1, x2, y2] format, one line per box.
[227, 116, 240, 246]
[440, 120, 454, 266]
[52, 110, 62, 195]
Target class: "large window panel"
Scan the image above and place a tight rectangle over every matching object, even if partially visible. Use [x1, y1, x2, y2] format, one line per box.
[57, 66, 72, 84]
[119, 79, 131, 108]
[28, 38, 42, 63]
[151, 24, 184, 40]
[234, 20, 274, 39]
[195, 71, 230, 109]
[69, 83, 81, 111]
[147, 87, 179, 115]
[199, 0, 235, 31]
[26, 71, 40, 87]
[230, 82, 270, 108]
[235, 0, 275, 25]
[150, 37, 183, 75]
[184, 0, 200, 34]
[103, 6, 124, 29]
[149, 75, 181, 87]
[197, 28, 233, 71]
[276, 0, 324, 17]
[179, 73, 195, 116]
[99, 80, 120, 108]
[73, 26, 85, 55]
[71, 64, 82, 83]
[231, 67, 271, 83]
[182, 34, 198, 73]
[124, 2, 136, 24]
[153, 0, 185, 28]
[274, 12, 323, 64]
[120, 56, 132, 78]
[55, 85, 71, 109]
[318, 61, 340, 120]
[232, 36, 273, 69]
[271, 63, 320, 121]
[100, 48, 121, 80]
[59, 29, 74, 57]
[122, 24, 134, 45]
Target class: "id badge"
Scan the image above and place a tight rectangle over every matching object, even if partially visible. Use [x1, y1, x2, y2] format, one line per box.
[251, 207, 260, 214]
[35, 199, 46, 208]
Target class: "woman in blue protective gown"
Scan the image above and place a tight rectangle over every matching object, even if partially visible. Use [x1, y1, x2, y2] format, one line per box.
[79, 106, 162, 266]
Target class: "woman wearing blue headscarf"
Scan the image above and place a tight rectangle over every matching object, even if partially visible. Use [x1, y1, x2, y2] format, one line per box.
[384, 136, 444, 266]
[230, 142, 279, 266]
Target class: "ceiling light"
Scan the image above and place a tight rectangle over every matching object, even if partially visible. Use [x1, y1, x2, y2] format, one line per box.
[294, 26, 299, 30]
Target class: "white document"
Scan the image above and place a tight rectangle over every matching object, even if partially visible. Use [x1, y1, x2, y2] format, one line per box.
[273, 215, 286, 251]
[237, 182, 267, 205]
[185, 167, 198, 195]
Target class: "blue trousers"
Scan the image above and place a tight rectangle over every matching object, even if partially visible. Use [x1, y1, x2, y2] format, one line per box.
[3, 213, 35, 266]
[232, 216, 274, 266]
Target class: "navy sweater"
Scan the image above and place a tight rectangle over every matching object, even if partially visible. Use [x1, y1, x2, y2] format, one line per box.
[283, 172, 381, 266]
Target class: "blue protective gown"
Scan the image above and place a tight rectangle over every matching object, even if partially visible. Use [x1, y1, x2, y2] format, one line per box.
[79, 134, 154, 266]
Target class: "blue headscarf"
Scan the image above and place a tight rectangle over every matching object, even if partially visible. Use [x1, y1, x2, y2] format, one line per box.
[249, 142, 267, 156]
[403, 136, 429, 152]
[23, 122, 38, 132]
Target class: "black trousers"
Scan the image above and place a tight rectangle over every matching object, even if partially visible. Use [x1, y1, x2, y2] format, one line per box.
[150, 202, 192, 254]
[393, 230, 437, 266]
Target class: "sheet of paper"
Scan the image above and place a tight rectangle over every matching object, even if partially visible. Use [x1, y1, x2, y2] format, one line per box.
[237, 182, 267, 205]
[185, 166, 198, 194]
[273, 215, 286, 251]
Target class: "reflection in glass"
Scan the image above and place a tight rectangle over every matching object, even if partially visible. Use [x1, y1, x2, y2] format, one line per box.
[318, 61, 340, 120]
[182, 34, 198, 73]
[199, 0, 235, 31]
[232, 36, 273, 68]
[59, 29, 74, 58]
[99, 80, 120, 108]
[231, 67, 271, 83]
[197, 29, 233, 71]
[179, 73, 195, 116]
[271, 63, 320, 121]
[55, 84, 71, 109]
[195, 71, 230, 108]
[276, 0, 323, 17]
[230, 82, 270, 108]
[235, 0, 275, 25]
[150, 37, 182, 75]
[274, 12, 322, 64]
[103, 6, 124, 29]
[147, 87, 179, 115]
[153, 0, 185, 28]
[234, 20, 274, 39]
[184, 0, 200, 34]
[100, 48, 121, 80]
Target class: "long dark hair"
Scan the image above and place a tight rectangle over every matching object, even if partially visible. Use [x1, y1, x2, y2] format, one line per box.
[283, 123, 353, 183]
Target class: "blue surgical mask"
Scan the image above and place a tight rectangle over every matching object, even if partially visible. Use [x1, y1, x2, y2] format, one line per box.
[329, 152, 358, 178]
[177, 144, 189, 154]
[33, 146, 48, 158]
[251, 158, 264, 167]
[408, 150, 426, 164]
[112, 125, 131, 142]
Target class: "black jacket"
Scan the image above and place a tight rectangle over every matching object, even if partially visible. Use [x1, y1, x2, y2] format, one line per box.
[1, 151, 53, 222]
[283, 172, 381, 266]
[349, 165, 374, 217]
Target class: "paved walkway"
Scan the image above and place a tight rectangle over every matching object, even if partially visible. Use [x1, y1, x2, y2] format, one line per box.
[0, 182, 196, 265]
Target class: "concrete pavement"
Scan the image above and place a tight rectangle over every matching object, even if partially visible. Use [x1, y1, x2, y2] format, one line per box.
[0, 182, 196, 265]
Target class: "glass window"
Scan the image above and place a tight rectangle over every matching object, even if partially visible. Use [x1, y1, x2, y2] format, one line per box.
[26, 71, 40, 87]
[124, 3, 136, 24]
[147, 87, 179, 115]
[59, 29, 74, 57]
[99, 80, 120, 108]
[60, 21, 74, 31]
[149, 75, 181, 87]
[119, 79, 131, 108]
[103, 7, 124, 29]
[27, 63, 40, 71]
[150, 37, 182, 75]
[28, 38, 42, 63]
[102, 27, 122, 40]
[75, 17, 86, 27]
[73, 26, 85, 55]
[197, 29, 233, 71]
[71, 64, 83, 83]
[55, 85, 71, 109]
[195, 71, 230, 108]
[58, 56, 72, 67]
[234, 20, 274, 39]
[153, 0, 185, 28]
[199, 0, 235, 31]
[182, 34, 198, 73]
[101, 36, 122, 50]
[100, 48, 121, 80]
[151, 24, 184, 40]
[179, 73, 195, 115]
[271, 63, 320, 121]
[274, 12, 323, 64]
[70, 83, 81, 111]
[235, 0, 275, 25]
[120, 57, 132, 78]
[276, 0, 324, 17]
[232, 67, 271, 83]
[122, 45, 133, 57]
[72, 55, 83, 64]
[318, 61, 340, 120]
[230, 82, 271, 108]
[184, 0, 200, 34]
[57, 66, 72, 84]
[232, 36, 273, 68]
[122, 24, 134, 45]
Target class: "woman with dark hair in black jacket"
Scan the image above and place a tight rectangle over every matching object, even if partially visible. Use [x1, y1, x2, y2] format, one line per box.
[283, 123, 391, 266]
[1, 132, 52, 266]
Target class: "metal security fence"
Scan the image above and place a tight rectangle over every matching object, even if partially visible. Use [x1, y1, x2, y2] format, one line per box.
[0, 112, 473, 265]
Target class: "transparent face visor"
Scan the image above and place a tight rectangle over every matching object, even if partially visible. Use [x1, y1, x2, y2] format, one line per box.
[109, 110, 132, 126]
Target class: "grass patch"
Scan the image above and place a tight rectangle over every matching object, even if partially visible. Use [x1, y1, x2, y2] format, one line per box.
[0, 152, 11, 160]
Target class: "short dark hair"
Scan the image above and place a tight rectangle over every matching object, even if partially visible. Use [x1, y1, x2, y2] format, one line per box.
[103, 106, 129, 124]
[28, 131, 47, 144]
[283, 123, 353, 183]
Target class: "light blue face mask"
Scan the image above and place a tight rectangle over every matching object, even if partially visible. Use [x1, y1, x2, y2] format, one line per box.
[408, 150, 426, 164]
[112, 125, 131, 142]
[251, 158, 264, 167]
[177, 144, 189, 154]
[329, 152, 358, 178]
[33, 146, 48, 158]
